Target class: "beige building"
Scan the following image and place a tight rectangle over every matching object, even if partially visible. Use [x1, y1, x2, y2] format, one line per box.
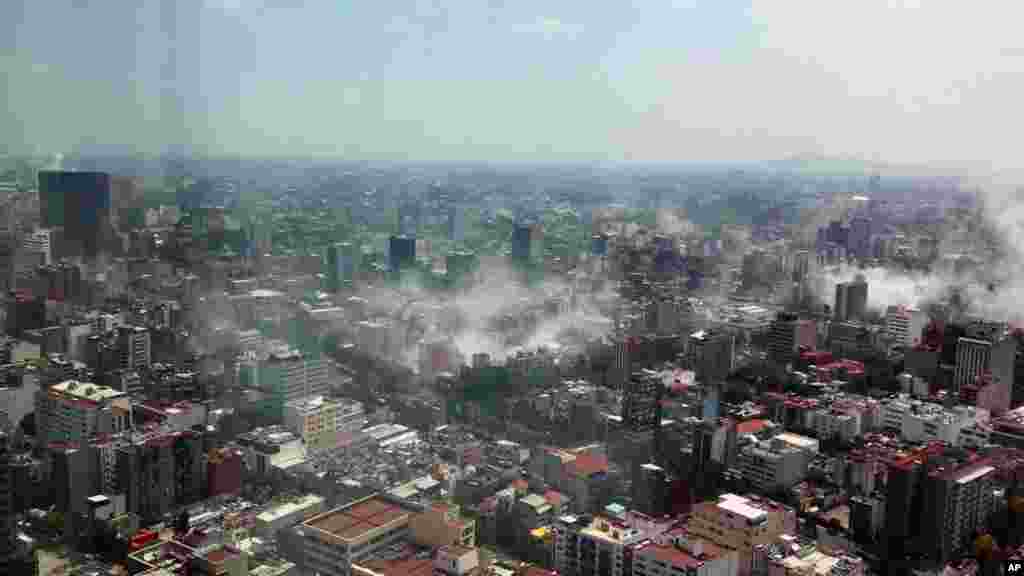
[409, 501, 476, 548]
[283, 395, 366, 452]
[686, 494, 796, 576]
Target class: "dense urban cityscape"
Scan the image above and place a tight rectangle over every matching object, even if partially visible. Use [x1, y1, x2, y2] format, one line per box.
[0, 153, 1019, 576]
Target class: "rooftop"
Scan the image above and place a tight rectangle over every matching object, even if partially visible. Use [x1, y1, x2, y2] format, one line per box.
[717, 493, 770, 522]
[634, 541, 702, 569]
[50, 380, 125, 402]
[305, 496, 414, 543]
[256, 494, 325, 523]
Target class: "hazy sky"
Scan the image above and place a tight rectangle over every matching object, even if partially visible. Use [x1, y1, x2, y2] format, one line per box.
[2, 0, 1022, 168]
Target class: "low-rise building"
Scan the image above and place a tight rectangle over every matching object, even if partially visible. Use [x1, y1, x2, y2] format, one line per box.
[255, 494, 326, 537]
[296, 495, 421, 576]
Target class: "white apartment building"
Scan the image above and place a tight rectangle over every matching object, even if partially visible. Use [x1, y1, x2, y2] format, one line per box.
[885, 305, 927, 351]
[882, 395, 990, 445]
[736, 437, 809, 493]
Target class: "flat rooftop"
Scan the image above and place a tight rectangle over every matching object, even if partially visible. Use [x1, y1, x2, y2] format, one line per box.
[50, 380, 125, 401]
[305, 496, 413, 543]
[257, 494, 325, 523]
[717, 493, 769, 522]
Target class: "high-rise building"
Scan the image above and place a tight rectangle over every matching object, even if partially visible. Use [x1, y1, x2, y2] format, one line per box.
[685, 493, 795, 576]
[885, 447, 1001, 565]
[955, 330, 1015, 409]
[886, 305, 928, 351]
[835, 277, 869, 322]
[768, 313, 816, 364]
[118, 325, 151, 371]
[326, 241, 357, 292]
[34, 380, 131, 443]
[621, 370, 664, 463]
[686, 329, 735, 385]
[511, 223, 533, 263]
[631, 462, 670, 517]
[37, 170, 113, 258]
[23, 229, 51, 267]
[238, 341, 329, 420]
[388, 235, 416, 272]
[447, 204, 465, 243]
[849, 217, 872, 259]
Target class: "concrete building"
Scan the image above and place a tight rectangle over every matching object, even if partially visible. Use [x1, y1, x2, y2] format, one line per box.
[754, 533, 865, 576]
[117, 325, 151, 371]
[768, 314, 815, 364]
[409, 501, 475, 549]
[239, 341, 329, 420]
[236, 426, 308, 479]
[34, 380, 131, 443]
[685, 493, 795, 576]
[255, 494, 326, 537]
[633, 535, 737, 576]
[295, 495, 421, 576]
[834, 279, 868, 323]
[736, 437, 810, 494]
[23, 229, 52, 266]
[553, 514, 648, 576]
[686, 330, 735, 386]
[885, 305, 927, 351]
[954, 332, 1015, 405]
[284, 395, 367, 452]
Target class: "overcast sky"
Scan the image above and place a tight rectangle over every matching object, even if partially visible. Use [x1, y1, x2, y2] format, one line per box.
[2, 0, 1022, 169]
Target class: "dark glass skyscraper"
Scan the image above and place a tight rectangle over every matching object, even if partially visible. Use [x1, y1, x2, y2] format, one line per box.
[38, 170, 113, 258]
[511, 223, 532, 262]
[388, 235, 416, 272]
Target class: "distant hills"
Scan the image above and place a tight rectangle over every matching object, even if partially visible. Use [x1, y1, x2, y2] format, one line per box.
[758, 155, 964, 180]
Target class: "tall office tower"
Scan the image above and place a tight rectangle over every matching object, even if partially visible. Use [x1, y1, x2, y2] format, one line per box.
[0, 432, 14, 574]
[238, 341, 329, 420]
[885, 305, 928, 351]
[792, 250, 810, 284]
[398, 199, 421, 237]
[954, 329, 1015, 409]
[632, 462, 670, 517]
[388, 235, 416, 272]
[768, 313, 816, 364]
[23, 229, 52, 266]
[326, 242, 356, 292]
[885, 447, 1001, 565]
[111, 175, 144, 232]
[849, 217, 872, 259]
[118, 325, 151, 371]
[741, 249, 766, 291]
[447, 204, 464, 243]
[37, 170, 113, 258]
[621, 369, 664, 464]
[446, 249, 476, 287]
[511, 223, 533, 263]
[834, 276, 868, 322]
[686, 329, 735, 385]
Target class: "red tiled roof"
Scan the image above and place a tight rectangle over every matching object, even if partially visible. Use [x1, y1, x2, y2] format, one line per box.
[736, 419, 768, 435]
[635, 542, 700, 569]
[567, 453, 608, 477]
[544, 490, 567, 508]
